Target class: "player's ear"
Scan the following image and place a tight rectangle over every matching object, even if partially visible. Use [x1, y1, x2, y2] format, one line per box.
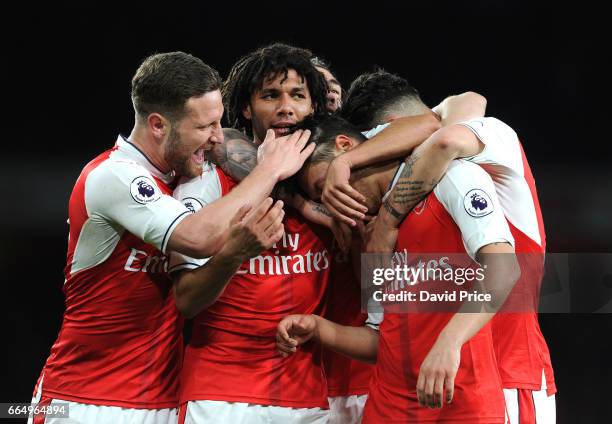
[148, 113, 169, 139]
[242, 103, 252, 120]
[335, 134, 355, 152]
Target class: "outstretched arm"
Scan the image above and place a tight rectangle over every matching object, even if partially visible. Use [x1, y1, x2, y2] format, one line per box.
[276, 314, 379, 363]
[168, 129, 314, 258]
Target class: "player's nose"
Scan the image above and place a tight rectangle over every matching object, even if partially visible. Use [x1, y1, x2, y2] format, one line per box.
[277, 93, 295, 116]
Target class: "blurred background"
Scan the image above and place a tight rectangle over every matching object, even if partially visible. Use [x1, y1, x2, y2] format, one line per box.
[2, 1, 610, 422]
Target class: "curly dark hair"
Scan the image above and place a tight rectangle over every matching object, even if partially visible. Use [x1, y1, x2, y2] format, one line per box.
[131, 51, 221, 122]
[341, 68, 422, 131]
[222, 43, 328, 136]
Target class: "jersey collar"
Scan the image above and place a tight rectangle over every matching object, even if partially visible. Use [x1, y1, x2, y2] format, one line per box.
[116, 135, 176, 184]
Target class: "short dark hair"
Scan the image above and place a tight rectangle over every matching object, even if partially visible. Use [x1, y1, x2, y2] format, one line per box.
[297, 115, 366, 164]
[341, 68, 424, 130]
[131, 51, 222, 122]
[223, 43, 328, 136]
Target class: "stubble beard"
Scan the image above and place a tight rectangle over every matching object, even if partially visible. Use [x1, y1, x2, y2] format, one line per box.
[164, 126, 202, 178]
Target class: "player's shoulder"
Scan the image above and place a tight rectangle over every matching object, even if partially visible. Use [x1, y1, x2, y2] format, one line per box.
[441, 159, 494, 189]
[459, 117, 520, 149]
[83, 150, 163, 205]
[460, 116, 516, 134]
[434, 160, 498, 220]
[88, 148, 153, 181]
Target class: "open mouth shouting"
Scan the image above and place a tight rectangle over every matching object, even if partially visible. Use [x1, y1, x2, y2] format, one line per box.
[192, 146, 207, 165]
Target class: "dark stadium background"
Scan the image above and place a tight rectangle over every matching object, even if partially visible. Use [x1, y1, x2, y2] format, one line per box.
[3, 2, 610, 423]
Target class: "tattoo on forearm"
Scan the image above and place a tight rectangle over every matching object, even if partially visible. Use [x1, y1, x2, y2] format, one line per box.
[312, 203, 332, 218]
[383, 201, 404, 220]
[209, 139, 257, 181]
[388, 153, 435, 217]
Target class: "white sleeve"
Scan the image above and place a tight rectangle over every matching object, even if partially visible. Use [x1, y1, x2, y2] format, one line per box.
[168, 164, 224, 273]
[365, 312, 383, 331]
[85, 160, 190, 254]
[363, 123, 391, 139]
[458, 117, 524, 176]
[433, 160, 514, 260]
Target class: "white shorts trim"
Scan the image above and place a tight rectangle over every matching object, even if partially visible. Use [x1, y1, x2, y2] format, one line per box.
[183, 400, 328, 424]
[327, 394, 367, 424]
[504, 370, 556, 424]
[27, 398, 177, 424]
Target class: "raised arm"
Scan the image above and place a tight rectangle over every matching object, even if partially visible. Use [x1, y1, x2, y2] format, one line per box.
[323, 91, 487, 226]
[168, 129, 314, 258]
[323, 113, 441, 224]
[432, 92, 487, 126]
[367, 124, 486, 253]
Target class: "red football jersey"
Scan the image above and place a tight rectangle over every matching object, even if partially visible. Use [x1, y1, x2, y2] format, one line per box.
[460, 118, 555, 394]
[35, 136, 192, 409]
[323, 247, 373, 397]
[364, 160, 510, 423]
[174, 170, 332, 408]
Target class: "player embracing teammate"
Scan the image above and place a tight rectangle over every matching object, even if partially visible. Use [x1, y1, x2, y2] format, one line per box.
[32, 45, 556, 424]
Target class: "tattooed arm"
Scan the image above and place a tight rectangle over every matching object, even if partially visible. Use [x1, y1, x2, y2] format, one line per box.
[365, 125, 485, 253]
[322, 92, 488, 226]
[276, 184, 353, 252]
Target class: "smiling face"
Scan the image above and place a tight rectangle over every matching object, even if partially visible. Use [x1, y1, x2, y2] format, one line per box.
[243, 69, 314, 144]
[164, 90, 224, 178]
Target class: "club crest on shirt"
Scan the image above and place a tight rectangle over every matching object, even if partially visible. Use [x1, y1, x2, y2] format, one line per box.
[413, 198, 427, 215]
[130, 176, 161, 204]
[463, 189, 493, 218]
[182, 197, 203, 213]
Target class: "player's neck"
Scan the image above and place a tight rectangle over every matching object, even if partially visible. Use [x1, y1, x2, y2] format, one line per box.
[127, 125, 171, 173]
[351, 161, 401, 214]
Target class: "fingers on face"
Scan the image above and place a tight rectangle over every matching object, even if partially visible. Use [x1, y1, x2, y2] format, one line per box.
[299, 142, 316, 161]
[338, 184, 367, 206]
[295, 129, 311, 150]
[323, 201, 355, 227]
[337, 193, 368, 217]
[263, 129, 275, 144]
[329, 195, 365, 222]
